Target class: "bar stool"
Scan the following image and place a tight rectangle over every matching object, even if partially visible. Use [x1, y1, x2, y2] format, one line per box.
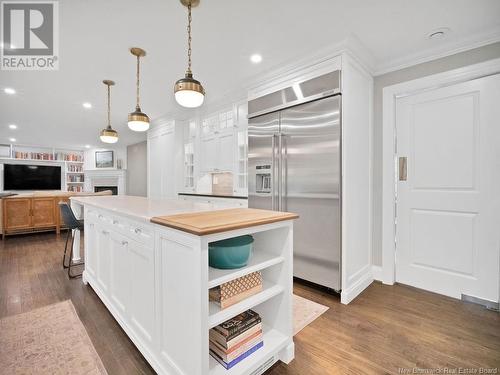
[59, 202, 84, 278]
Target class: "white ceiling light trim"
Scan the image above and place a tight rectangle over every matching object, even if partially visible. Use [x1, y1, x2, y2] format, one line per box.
[82, 102, 92, 109]
[4, 88, 16, 95]
[8, 124, 17, 129]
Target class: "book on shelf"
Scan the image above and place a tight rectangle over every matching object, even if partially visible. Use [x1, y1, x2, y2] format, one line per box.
[209, 271, 263, 309]
[210, 330, 263, 362]
[210, 341, 263, 370]
[209, 321, 262, 349]
[212, 309, 261, 338]
[209, 309, 263, 369]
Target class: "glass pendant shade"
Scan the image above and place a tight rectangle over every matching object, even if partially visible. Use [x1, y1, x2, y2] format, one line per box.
[174, 71, 205, 108]
[100, 127, 118, 144]
[128, 107, 150, 132]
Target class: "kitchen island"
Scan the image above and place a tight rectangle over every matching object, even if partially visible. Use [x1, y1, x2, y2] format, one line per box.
[70, 195, 297, 375]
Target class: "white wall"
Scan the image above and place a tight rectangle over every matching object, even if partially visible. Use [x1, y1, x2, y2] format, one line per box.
[127, 141, 147, 197]
[371, 41, 500, 266]
[84, 146, 127, 171]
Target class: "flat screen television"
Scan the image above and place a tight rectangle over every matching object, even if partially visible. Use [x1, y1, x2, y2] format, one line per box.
[3, 164, 61, 190]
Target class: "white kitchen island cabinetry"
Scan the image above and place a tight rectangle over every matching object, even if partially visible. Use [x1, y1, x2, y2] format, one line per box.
[71, 195, 296, 375]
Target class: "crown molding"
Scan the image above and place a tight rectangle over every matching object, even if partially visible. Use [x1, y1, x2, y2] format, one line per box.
[373, 28, 500, 76]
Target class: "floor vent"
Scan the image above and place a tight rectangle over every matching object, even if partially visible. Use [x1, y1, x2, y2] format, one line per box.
[249, 356, 276, 375]
[461, 294, 499, 311]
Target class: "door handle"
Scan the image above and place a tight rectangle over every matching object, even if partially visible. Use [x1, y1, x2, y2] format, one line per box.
[399, 157, 407, 181]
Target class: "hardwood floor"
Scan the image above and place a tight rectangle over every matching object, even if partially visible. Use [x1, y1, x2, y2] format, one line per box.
[1, 233, 499, 374]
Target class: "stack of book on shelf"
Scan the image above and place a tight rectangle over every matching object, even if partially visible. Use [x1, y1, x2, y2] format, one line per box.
[209, 309, 263, 370]
[209, 271, 263, 309]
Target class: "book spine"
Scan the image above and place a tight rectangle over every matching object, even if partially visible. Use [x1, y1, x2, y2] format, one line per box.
[210, 322, 262, 349]
[214, 314, 260, 338]
[210, 333, 263, 363]
[225, 341, 264, 369]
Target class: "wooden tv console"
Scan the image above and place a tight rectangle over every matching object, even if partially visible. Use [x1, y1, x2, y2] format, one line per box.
[1, 191, 112, 239]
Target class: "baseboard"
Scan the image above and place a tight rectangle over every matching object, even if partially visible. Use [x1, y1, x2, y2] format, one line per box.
[340, 267, 374, 305]
[372, 265, 383, 281]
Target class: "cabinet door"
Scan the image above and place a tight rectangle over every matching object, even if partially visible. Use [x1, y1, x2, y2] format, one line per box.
[84, 220, 98, 279]
[109, 231, 130, 316]
[96, 227, 111, 293]
[201, 135, 217, 172]
[128, 239, 156, 345]
[3, 199, 31, 230]
[218, 132, 235, 172]
[32, 198, 56, 228]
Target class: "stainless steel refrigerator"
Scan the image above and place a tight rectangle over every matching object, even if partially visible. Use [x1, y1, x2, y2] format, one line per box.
[248, 71, 341, 291]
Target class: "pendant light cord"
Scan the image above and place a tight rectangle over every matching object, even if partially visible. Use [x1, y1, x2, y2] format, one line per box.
[136, 55, 141, 109]
[187, 2, 192, 74]
[107, 84, 111, 130]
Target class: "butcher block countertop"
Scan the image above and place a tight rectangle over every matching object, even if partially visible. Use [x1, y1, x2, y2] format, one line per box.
[151, 208, 299, 235]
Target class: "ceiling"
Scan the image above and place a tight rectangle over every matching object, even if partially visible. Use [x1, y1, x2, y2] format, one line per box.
[1, 0, 499, 149]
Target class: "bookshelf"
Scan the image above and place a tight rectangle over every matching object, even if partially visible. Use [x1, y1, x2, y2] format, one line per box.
[205, 225, 294, 374]
[1, 144, 85, 192]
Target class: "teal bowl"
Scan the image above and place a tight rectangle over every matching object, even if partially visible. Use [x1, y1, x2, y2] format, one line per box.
[209, 235, 254, 269]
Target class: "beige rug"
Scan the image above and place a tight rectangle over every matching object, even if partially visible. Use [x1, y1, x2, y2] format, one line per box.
[293, 294, 329, 335]
[0, 300, 107, 375]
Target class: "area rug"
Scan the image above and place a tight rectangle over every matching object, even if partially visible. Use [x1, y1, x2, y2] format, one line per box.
[0, 300, 107, 375]
[293, 294, 329, 335]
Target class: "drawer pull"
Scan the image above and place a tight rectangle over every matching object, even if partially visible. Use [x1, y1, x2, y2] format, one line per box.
[98, 214, 103, 219]
[134, 228, 142, 234]
[102, 230, 109, 235]
[113, 220, 118, 224]
[121, 240, 128, 246]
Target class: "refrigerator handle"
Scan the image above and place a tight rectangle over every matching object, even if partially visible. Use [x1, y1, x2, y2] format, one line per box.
[280, 134, 287, 212]
[271, 134, 276, 211]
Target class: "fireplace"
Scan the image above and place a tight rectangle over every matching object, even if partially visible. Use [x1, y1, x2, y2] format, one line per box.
[84, 169, 126, 195]
[94, 186, 118, 195]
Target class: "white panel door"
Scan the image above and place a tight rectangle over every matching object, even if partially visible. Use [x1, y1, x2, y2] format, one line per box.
[395, 74, 500, 302]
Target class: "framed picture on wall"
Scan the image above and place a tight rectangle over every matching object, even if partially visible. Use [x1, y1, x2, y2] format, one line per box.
[95, 150, 114, 168]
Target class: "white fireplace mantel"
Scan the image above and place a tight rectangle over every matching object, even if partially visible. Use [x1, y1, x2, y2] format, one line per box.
[84, 169, 126, 195]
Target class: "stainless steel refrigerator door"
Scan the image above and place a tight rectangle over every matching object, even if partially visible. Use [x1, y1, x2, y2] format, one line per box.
[248, 112, 280, 211]
[280, 95, 341, 290]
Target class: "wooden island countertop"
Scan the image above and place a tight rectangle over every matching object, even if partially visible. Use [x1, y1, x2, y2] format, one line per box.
[151, 207, 299, 235]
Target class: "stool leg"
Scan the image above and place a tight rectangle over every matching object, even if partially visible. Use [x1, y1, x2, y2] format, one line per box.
[63, 230, 71, 269]
[68, 230, 84, 279]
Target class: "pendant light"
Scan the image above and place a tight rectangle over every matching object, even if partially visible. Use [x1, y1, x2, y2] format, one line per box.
[100, 80, 118, 144]
[128, 47, 150, 132]
[174, 0, 205, 108]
